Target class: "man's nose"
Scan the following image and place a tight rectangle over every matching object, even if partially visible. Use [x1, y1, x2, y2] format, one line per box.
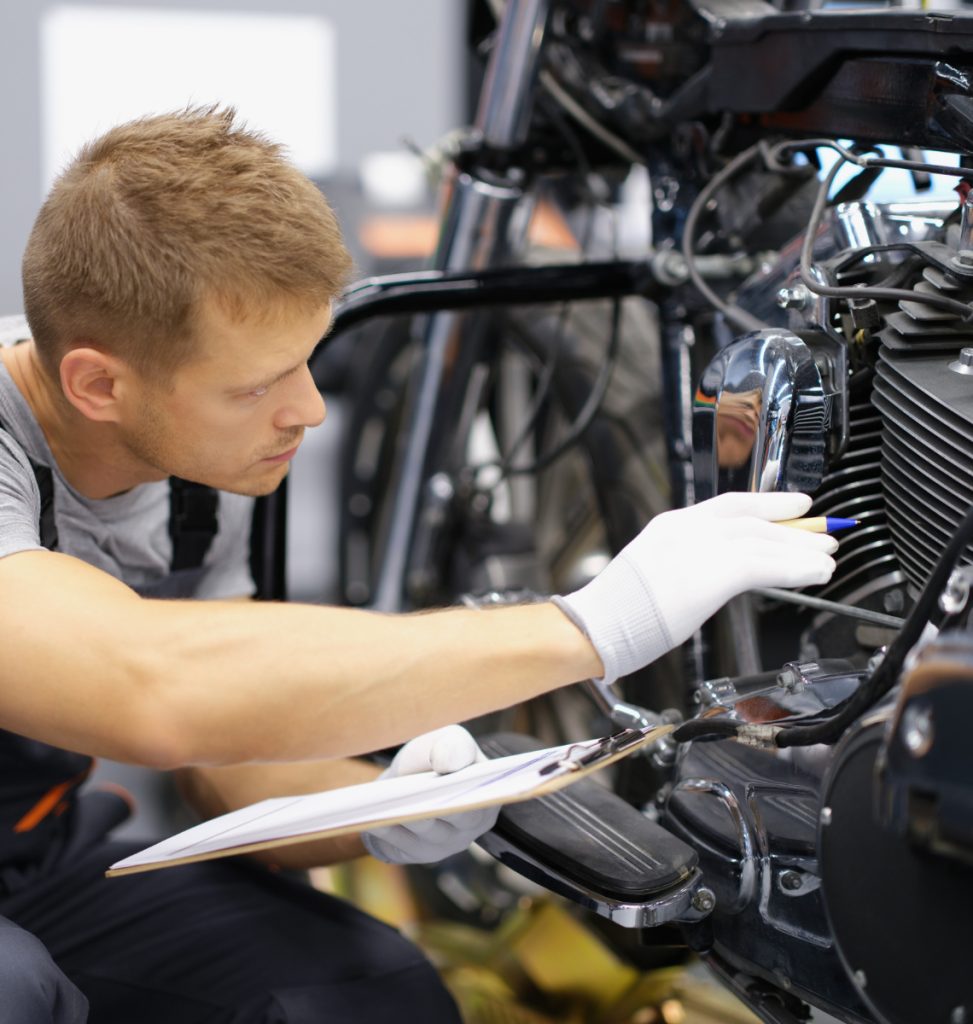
[276, 366, 326, 430]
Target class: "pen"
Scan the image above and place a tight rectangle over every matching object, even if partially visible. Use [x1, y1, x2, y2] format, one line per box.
[778, 516, 858, 533]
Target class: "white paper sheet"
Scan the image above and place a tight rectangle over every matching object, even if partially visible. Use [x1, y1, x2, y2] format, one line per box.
[108, 738, 602, 875]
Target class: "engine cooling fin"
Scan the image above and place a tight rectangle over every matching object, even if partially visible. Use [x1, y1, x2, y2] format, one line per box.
[806, 392, 898, 606]
[873, 346, 973, 596]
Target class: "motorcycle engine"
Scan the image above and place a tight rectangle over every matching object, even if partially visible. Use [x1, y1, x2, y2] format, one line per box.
[666, 198, 973, 1024]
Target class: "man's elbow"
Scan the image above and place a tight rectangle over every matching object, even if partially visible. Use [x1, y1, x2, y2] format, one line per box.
[112, 650, 200, 771]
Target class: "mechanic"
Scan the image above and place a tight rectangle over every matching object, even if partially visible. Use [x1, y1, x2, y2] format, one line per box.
[0, 107, 838, 1023]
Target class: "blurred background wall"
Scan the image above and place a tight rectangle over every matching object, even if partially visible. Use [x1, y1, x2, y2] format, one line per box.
[0, 0, 466, 312]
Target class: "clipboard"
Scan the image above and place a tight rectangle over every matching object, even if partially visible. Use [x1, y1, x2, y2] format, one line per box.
[106, 724, 674, 877]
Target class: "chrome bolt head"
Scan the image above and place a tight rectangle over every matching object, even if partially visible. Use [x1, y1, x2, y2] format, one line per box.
[691, 888, 716, 914]
[948, 347, 973, 376]
[776, 285, 809, 310]
[902, 704, 935, 758]
[779, 870, 803, 892]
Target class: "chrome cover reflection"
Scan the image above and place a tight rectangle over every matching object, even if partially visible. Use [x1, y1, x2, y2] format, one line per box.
[693, 329, 828, 500]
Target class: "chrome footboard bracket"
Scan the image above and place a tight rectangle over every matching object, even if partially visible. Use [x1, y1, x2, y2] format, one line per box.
[478, 830, 712, 927]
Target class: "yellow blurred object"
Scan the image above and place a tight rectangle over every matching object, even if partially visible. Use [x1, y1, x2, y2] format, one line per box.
[316, 868, 764, 1024]
[311, 859, 420, 930]
[507, 901, 639, 1009]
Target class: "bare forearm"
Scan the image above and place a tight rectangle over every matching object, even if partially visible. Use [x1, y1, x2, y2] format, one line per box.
[149, 598, 600, 765]
[0, 552, 600, 768]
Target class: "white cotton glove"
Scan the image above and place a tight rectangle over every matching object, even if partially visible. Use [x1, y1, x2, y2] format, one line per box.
[361, 725, 499, 865]
[553, 492, 837, 685]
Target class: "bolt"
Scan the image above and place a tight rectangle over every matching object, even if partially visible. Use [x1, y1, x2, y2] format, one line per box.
[427, 472, 454, 503]
[691, 888, 716, 914]
[953, 249, 973, 269]
[777, 666, 802, 692]
[883, 589, 905, 614]
[902, 704, 934, 758]
[777, 285, 809, 311]
[949, 348, 973, 376]
[779, 870, 803, 892]
[820, 806, 833, 827]
[854, 969, 868, 989]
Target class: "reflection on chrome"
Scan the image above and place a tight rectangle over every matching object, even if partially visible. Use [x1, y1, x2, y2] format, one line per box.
[693, 329, 827, 500]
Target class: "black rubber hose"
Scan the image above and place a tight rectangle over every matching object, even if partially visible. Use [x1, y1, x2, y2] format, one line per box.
[776, 503, 973, 748]
[672, 718, 740, 743]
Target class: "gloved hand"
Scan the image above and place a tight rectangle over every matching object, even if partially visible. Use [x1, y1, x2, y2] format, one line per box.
[361, 725, 499, 865]
[553, 492, 837, 685]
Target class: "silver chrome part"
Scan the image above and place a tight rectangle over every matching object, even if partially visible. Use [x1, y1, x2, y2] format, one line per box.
[832, 201, 887, 256]
[672, 778, 757, 911]
[697, 676, 739, 707]
[882, 200, 954, 245]
[584, 677, 662, 732]
[949, 347, 973, 375]
[692, 329, 827, 501]
[940, 565, 973, 616]
[692, 887, 717, 913]
[776, 665, 805, 693]
[477, 830, 712, 927]
[475, 0, 550, 149]
[820, 806, 833, 827]
[371, 172, 527, 611]
[371, 0, 550, 611]
[901, 704, 935, 758]
[753, 587, 907, 629]
[778, 869, 804, 893]
[776, 285, 809, 310]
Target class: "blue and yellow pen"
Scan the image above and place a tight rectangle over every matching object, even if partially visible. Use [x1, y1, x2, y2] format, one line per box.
[778, 516, 858, 534]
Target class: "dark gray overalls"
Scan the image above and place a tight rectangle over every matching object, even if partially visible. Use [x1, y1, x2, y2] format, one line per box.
[0, 421, 461, 1024]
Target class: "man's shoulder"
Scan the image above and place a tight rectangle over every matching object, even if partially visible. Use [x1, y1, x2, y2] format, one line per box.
[0, 422, 39, 490]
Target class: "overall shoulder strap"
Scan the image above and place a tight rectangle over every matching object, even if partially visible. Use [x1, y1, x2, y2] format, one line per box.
[0, 412, 58, 550]
[168, 477, 219, 572]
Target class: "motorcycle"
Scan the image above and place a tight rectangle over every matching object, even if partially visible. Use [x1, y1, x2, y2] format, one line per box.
[288, 2, 973, 1021]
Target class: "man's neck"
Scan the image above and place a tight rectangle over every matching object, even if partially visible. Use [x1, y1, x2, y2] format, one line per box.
[0, 341, 164, 499]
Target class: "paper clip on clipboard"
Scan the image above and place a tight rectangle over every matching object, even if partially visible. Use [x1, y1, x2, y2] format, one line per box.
[538, 728, 654, 777]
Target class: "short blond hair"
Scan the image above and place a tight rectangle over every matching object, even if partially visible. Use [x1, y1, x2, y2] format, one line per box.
[22, 106, 353, 380]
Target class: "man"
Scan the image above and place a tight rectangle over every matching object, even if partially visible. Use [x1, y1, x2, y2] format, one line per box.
[0, 107, 837, 1022]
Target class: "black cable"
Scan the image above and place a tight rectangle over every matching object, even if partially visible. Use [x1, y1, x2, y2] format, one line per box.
[680, 143, 770, 334]
[682, 136, 973, 326]
[499, 295, 623, 478]
[766, 138, 973, 179]
[672, 718, 741, 744]
[480, 98, 608, 487]
[471, 94, 622, 491]
[776, 501, 973, 748]
[798, 159, 973, 321]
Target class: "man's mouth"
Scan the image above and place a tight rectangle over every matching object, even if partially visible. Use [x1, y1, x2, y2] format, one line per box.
[262, 444, 301, 464]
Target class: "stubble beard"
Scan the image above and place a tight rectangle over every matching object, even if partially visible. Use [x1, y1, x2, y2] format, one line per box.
[123, 402, 295, 497]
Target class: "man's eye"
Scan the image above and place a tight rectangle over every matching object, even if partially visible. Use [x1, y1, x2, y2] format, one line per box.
[249, 385, 270, 397]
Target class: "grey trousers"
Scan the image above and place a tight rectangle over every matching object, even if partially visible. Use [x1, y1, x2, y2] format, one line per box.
[0, 916, 88, 1023]
[0, 839, 461, 1024]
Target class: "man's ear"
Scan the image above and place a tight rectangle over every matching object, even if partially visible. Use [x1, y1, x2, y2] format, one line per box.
[59, 346, 131, 423]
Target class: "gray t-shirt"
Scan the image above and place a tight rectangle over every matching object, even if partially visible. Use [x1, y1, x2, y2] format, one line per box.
[0, 344, 255, 599]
